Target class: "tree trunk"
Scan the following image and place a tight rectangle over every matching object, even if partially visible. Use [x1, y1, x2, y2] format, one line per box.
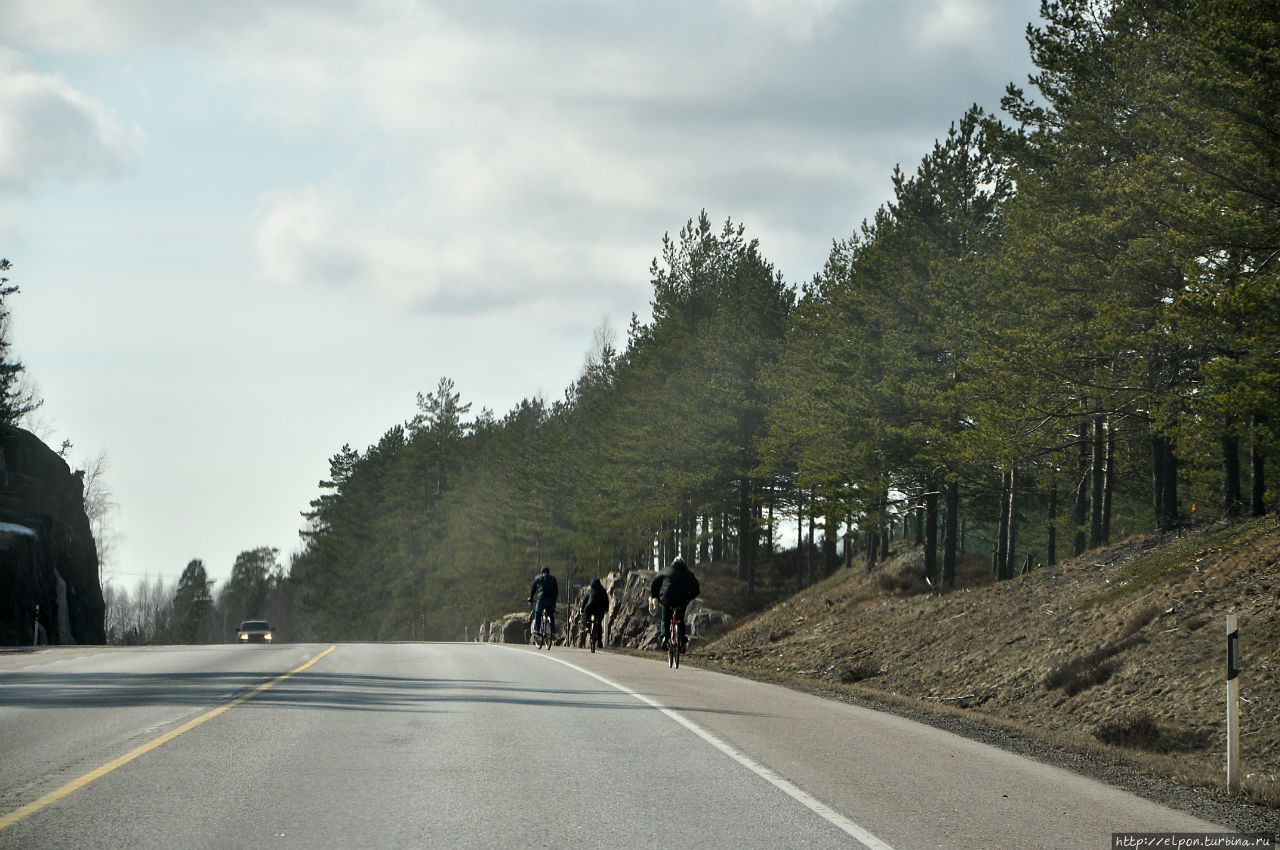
[1102, 425, 1115, 545]
[806, 488, 816, 587]
[942, 480, 958, 588]
[1163, 438, 1180, 531]
[924, 488, 938, 585]
[1252, 415, 1266, 517]
[738, 478, 754, 590]
[797, 494, 804, 576]
[1073, 420, 1089, 555]
[995, 469, 1010, 580]
[699, 514, 710, 563]
[1004, 468, 1017, 580]
[823, 512, 839, 576]
[1222, 416, 1242, 518]
[1089, 415, 1105, 548]
[1152, 433, 1167, 530]
[845, 513, 854, 569]
[1047, 474, 1058, 567]
[765, 485, 775, 557]
[1153, 433, 1181, 532]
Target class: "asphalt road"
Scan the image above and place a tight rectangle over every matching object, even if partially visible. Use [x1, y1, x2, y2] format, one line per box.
[0, 643, 1225, 849]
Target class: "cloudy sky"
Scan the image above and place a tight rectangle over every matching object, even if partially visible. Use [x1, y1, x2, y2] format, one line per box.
[0, 0, 1042, 591]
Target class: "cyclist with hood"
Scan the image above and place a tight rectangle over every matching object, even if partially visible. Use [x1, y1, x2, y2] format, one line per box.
[579, 577, 610, 647]
[528, 566, 559, 640]
[650, 556, 700, 651]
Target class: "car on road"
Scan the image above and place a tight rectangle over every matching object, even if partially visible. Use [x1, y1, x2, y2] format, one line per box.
[237, 620, 274, 643]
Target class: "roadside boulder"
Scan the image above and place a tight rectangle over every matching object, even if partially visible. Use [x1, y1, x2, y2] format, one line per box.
[497, 613, 528, 643]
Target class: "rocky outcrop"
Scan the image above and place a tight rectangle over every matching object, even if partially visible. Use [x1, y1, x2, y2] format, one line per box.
[477, 613, 530, 644]
[479, 567, 732, 651]
[587, 569, 732, 650]
[478, 609, 573, 646]
[0, 426, 104, 645]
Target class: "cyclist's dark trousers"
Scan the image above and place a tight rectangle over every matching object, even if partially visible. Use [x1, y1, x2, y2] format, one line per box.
[533, 600, 556, 633]
[659, 604, 687, 644]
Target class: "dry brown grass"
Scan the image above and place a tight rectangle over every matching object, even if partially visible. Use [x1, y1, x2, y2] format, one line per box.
[703, 516, 1280, 823]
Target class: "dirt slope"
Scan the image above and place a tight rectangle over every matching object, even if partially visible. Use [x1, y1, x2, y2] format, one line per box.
[699, 516, 1280, 832]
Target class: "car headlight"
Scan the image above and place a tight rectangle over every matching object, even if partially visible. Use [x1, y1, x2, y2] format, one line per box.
[264, 634, 273, 642]
[239, 633, 248, 641]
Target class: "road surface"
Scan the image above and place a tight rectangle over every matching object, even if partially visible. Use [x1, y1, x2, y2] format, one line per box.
[0, 643, 1225, 848]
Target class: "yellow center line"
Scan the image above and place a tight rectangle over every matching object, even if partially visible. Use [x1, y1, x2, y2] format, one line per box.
[0, 644, 337, 832]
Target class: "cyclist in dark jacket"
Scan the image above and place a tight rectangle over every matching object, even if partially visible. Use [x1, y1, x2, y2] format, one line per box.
[650, 556, 700, 650]
[580, 578, 610, 646]
[528, 566, 559, 638]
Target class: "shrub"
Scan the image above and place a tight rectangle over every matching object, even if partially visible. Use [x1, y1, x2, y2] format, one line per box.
[840, 659, 882, 683]
[1093, 713, 1212, 753]
[875, 568, 931, 596]
[1120, 603, 1162, 637]
[1043, 634, 1146, 695]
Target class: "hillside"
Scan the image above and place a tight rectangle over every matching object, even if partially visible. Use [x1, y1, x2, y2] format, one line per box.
[697, 516, 1280, 833]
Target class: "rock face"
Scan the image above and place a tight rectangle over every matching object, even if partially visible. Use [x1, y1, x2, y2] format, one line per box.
[476, 612, 533, 644]
[479, 567, 731, 651]
[0, 426, 104, 645]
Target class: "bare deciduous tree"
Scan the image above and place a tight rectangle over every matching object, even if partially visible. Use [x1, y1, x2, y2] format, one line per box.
[80, 450, 119, 580]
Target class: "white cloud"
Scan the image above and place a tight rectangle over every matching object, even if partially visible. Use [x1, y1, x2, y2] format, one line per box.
[252, 175, 649, 316]
[0, 0, 283, 54]
[0, 48, 145, 191]
[253, 184, 359, 286]
[761, 149, 859, 181]
[917, 0, 1000, 50]
[3, 0, 1046, 587]
[3, 0, 1040, 312]
[739, 0, 847, 43]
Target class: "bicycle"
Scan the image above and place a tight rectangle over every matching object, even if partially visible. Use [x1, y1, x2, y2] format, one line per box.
[527, 608, 554, 650]
[667, 610, 684, 669]
[586, 614, 602, 653]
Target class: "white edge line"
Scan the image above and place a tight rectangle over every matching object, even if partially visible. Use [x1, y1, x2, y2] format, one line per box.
[497, 646, 895, 850]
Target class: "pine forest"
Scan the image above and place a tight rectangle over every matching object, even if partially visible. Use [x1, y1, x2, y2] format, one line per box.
[283, 0, 1280, 641]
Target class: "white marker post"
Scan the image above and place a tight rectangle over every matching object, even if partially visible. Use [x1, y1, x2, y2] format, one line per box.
[1226, 614, 1240, 794]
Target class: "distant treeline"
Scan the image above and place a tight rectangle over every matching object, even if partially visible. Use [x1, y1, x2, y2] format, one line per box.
[102, 550, 305, 646]
[293, 0, 1279, 640]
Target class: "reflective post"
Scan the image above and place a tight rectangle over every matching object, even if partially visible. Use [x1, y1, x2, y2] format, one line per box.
[1226, 614, 1240, 794]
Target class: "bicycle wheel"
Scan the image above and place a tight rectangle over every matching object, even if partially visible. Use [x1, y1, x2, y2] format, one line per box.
[669, 621, 680, 668]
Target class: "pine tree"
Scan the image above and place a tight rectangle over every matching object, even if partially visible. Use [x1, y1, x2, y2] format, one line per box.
[0, 260, 41, 425]
[172, 559, 214, 644]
